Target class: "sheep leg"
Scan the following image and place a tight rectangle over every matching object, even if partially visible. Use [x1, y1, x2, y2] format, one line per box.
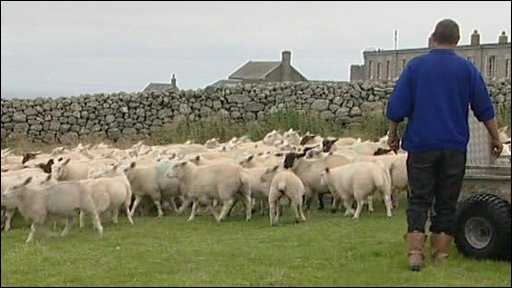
[353, 197, 364, 219]
[343, 197, 355, 217]
[384, 193, 393, 218]
[259, 199, 265, 216]
[331, 195, 338, 214]
[292, 199, 301, 223]
[303, 187, 312, 210]
[1, 208, 5, 229]
[204, 197, 219, 219]
[275, 201, 282, 224]
[240, 194, 252, 221]
[391, 191, 397, 209]
[112, 208, 119, 224]
[391, 189, 400, 209]
[124, 200, 134, 225]
[187, 200, 199, 222]
[226, 202, 235, 217]
[61, 217, 74, 237]
[250, 198, 257, 214]
[298, 199, 307, 222]
[269, 201, 277, 226]
[177, 198, 192, 215]
[367, 195, 374, 213]
[79, 210, 85, 228]
[317, 192, 325, 210]
[217, 198, 236, 222]
[209, 201, 220, 220]
[90, 211, 103, 236]
[295, 202, 306, 223]
[170, 197, 178, 215]
[152, 198, 164, 218]
[25, 222, 38, 243]
[129, 195, 142, 217]
[3, 209, 15, 231]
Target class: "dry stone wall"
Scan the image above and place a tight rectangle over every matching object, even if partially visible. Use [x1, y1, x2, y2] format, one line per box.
[1, 80, 510, 144]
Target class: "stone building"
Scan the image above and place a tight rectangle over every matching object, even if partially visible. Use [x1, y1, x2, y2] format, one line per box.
[350, 30, 511, 82]
[143, 74, 179, 92]
[210, 50, 308, 87]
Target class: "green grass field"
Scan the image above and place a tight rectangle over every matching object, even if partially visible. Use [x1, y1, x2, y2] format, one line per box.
[1, 106, 511, 286]
[1, 201, 510, 287]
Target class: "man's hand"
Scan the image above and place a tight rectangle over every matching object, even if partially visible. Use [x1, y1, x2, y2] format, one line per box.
[483, 118, 504, 157]
[387, 132, 400, 153]
[490, 138, 503, 157]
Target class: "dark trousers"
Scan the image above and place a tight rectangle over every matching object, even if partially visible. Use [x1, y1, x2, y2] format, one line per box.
[406, 150, 466, 236]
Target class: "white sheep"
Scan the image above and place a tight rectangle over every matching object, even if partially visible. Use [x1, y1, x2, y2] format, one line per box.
[2, 176, 103, 243]
[204, 138, 220, 149]
[166, 161, 252, 222]
[122, 160, 181, 218]
[321, 137, 361, 153]
[320, 161, 393, 219]
[261, 166, 307, 226]
[240, 165, 274, 215]
[387, 154, 408, 207]
[299, 132, 323, 146]
[238, 153, 283, 170]
[346, 141, 391, 156]
[283, 151, 351, 210]
[262, 130, 283, 146]
[78, 164, 134, 228]
[282, 128, 301, 146]
[51, 158, 119, 181]
[177, 144, 210, 156]
[1, 171, 50, 231]
[349, 154, 409, 208]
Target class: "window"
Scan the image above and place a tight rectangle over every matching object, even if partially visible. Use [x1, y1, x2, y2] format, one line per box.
[377, 62, 381, 79]
[386, 60, 390, 79]
[487, 56, 496, 78]
[401, 59, 407, 72]
[506, 58, 510, 79]
[368, 61, 373, 79]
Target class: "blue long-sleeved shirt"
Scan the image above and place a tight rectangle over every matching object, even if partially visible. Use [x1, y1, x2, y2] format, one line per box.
[386, 49, 495, 153]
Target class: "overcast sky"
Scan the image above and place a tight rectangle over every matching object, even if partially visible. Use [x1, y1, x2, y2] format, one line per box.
[1, 1, 510, 98]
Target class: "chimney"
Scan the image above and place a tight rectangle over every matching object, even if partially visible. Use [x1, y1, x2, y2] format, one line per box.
[498, 31, 508, 44]
[470, 30, 480, 46]
[281, 50, 292, 81]
[170, 74, 177, 87]
[428, 36, 434, 48]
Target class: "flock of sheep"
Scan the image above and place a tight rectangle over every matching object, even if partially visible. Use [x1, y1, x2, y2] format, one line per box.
[1, 127, 510, 243]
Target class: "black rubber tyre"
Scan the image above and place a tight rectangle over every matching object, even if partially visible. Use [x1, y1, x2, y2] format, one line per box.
[455, 193, 511, 261]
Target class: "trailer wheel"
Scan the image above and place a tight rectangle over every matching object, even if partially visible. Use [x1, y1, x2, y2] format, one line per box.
[455, 193, 511, 261]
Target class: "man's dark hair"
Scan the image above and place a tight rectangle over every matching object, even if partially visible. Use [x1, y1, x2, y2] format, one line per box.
[431, 19, 460, 45]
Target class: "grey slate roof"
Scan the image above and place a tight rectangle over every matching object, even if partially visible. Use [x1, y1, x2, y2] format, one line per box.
[209, 79, 243, 87]
[229, 61, 281, 80]
[143, 83, 178, 93]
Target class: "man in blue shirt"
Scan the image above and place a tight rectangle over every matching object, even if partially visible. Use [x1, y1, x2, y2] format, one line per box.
[386, 19, 503, 272]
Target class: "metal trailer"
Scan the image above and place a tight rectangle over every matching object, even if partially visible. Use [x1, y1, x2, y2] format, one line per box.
[454, 111, 511, 261]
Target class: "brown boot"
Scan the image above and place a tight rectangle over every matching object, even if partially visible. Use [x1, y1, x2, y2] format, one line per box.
[431, 233, 454, 263]
[407, 232, 426, 271]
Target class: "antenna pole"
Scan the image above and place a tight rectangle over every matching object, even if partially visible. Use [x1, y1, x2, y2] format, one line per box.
[394, 29, 398, 50]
